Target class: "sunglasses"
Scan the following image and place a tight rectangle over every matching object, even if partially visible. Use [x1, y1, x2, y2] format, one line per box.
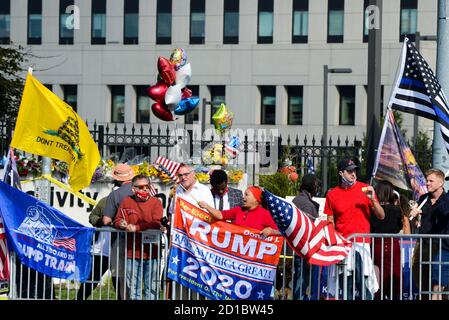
[177, 170, 193, 178]
[133, 184, 149, 190]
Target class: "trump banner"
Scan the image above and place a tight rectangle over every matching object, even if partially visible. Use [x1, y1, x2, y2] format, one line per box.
[167, 198, 283, 300]
[0, 181, 94, 282]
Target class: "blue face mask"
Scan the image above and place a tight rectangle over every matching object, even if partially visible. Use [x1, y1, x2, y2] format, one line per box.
[341, 175, 356, 188]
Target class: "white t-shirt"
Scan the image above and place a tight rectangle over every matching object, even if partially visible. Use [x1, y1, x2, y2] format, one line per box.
[212, 192, 230, 211]
[169, 180, 214, 214]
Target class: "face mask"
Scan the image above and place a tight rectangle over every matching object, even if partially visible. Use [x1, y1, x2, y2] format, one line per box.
[341, 176, 356, 189]
[135, 190, 150, 201]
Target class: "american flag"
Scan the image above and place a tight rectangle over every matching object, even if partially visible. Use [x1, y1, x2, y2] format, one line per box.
[53, 237, 76, 252]
[149, 183, 158, 197]
[264, 190, 352, 266]
[154, 156, 181, 183]
[0, 217, 9, 281]
[390, 37, 449, 153]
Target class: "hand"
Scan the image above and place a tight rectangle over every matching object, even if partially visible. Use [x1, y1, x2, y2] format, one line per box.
[260, 227, 273, 238]
[198, 201, 208, 209]
[119, 220, 128, 228]
[410, 206, 422, 219]
[125, 224, 137, 232]
[362, 186, 375, 200]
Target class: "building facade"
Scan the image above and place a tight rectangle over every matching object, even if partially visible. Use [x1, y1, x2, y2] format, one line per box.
[0, 0, 438, 141]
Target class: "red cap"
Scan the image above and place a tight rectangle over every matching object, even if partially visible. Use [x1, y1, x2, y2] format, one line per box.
[248, 186, 263, 203]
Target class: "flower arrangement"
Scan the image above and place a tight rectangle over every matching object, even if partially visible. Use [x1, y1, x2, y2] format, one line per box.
[202, 144, 229, 166]
[16, 156, 41, 177]
[228, 168, 244, 184]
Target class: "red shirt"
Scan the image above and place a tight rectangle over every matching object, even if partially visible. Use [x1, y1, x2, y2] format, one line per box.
[114, 196, 163, 259]
[221, 205, 278, 231]
[324, 181, 374, 242]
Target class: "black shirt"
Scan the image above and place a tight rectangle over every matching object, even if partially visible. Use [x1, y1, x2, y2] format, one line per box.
[370, 204, 402, 234]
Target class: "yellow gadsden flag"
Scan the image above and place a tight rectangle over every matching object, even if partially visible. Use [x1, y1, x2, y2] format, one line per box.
[11, 72, 100, 191]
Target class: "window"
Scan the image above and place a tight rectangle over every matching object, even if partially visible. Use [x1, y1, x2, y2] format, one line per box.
[223, 0, 239, 44]
[185, 86, 199, 124]
[190, 0, 205, 44]
[124, 0, 138, 44]
[60, 0, 74, 45]
[258, 0, 273, 44]
[400, 0, 417, 42]
[92, 0, 106, 45]
[327, 0, 344, 43]
[292, 0, 308, 43]
[110, 85, 125, 123]
[135, 85, 151, 123]
[338, 85, 355, 125]
[287, 86, 303, 125]
[260, 86, 276, 125]
[209, 86, 226, 122]
[28, 0, 42, 45]
[156, 0, 172, 44]
[63, 85, 77, 112]
[0, 0, 10, 44]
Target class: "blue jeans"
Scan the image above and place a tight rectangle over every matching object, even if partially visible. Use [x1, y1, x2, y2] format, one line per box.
[293, 256, 321, 300]
[126, 258, 158, 300]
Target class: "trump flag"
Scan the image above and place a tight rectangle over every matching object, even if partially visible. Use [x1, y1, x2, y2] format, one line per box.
[264, 190, 351, 266]
[11, 72, 100, 191]
[167, 198, 283, 300]
[0, 181, 94, 282]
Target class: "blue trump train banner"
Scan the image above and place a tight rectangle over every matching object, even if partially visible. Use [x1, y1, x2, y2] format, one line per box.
[0, 181, 94, 282]
[167, 198, 283, 300]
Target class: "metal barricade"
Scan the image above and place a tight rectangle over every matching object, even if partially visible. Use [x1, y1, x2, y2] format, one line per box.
[8, 228, 168, 300]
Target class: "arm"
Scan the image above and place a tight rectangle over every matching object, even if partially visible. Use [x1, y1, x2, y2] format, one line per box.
[363, 185, 385, 220]
[401, 215, 411, 234]
[198, 201, 223, 220]
[327, 215, 335, 227]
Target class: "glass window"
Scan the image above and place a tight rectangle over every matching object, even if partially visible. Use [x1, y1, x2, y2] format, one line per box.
[60, 0, 74, 45]
[0, 0, 10, 44]
[292, 0, 308, 43]
[185, 85, 200, 124]
[338, 85, 355, 125]
[92, 0, 106, 45]
[400, 0, 417, 42]
[124, 0, 139, 44]
[28, 0, 42, 45]
[287, 86, 303, 125]
[223, 0, 239, 44]
[156, 0, 172, 44]
[190, 0, 205, 44]
[258, 0, 273, 44]
[327, 0, 344, 43]
[111, 85, 125, 123]
[135, 86, 151, 123]
[209, 86, 226, 122]
[63, 85, 77, 112]
[260, 86, 276, 125]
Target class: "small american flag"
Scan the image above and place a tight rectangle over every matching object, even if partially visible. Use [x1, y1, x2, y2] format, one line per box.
[53, 237, 76, 252]
[264, 190, 352, 266]
[149, 184, 158, 197]
[390, 38, 449, 154]
[0, 217, 9, 281]
[154, 156, 181, 183]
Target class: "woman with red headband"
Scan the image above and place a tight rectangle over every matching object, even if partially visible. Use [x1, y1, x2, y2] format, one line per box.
[198, 186, 280, 237]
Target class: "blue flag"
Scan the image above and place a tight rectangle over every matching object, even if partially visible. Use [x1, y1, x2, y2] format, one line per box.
[0, 181, 94, 282]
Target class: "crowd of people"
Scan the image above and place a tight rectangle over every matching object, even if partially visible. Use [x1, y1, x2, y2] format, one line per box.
[71, 157, 449, 301]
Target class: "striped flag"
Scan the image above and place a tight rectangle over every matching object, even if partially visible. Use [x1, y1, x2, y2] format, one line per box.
[149, 184, 158, 197]
[53, 237, 76, 252]
[390, 37, 449, 153]
[0, 217, 9, 281]
[264, 190, 352, 266]
[154, 156, 181, 183]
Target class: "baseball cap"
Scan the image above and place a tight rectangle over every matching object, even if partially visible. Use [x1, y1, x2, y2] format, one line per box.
[337, 158, 359, 172]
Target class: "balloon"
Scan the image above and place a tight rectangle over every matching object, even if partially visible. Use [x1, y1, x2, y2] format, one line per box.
[212, 103, 234, 134]
[175, 63, 191, 89]
[146, 82, 168, 102]
[157, 56, 175, 85]
[225, 136, 241, 158]
[182, 87, 192, 99]
[165, 84, 183, 107]
[169, 48, 187, 71]
[174, 97, 200, 115]
[151, 102, 174, 121]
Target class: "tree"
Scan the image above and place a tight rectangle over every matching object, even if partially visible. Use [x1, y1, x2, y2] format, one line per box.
[0, 45, 28, 120]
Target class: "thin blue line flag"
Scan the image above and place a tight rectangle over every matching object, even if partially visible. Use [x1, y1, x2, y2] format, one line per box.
[0, 181, 94, 282]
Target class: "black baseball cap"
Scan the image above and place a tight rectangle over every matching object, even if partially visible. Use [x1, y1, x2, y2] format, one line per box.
[337, 158, 359, 172]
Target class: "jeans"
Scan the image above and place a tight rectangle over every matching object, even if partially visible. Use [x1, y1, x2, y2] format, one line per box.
[126, 258, 158, 300]
[293, 256, 321, 300]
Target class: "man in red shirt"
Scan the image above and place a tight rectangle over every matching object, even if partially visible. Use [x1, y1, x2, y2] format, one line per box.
[324, 158, 384, 299]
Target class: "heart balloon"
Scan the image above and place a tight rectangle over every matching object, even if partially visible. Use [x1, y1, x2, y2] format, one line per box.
[174, 97, 200, 115]
[151, 102, 174, 121]
[146, 82, 168, 103]
[175, 63, 192, 89]
[157, 56, 176, 85]
[182, 87, 192, 99]
[165, 84, 183, 107]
